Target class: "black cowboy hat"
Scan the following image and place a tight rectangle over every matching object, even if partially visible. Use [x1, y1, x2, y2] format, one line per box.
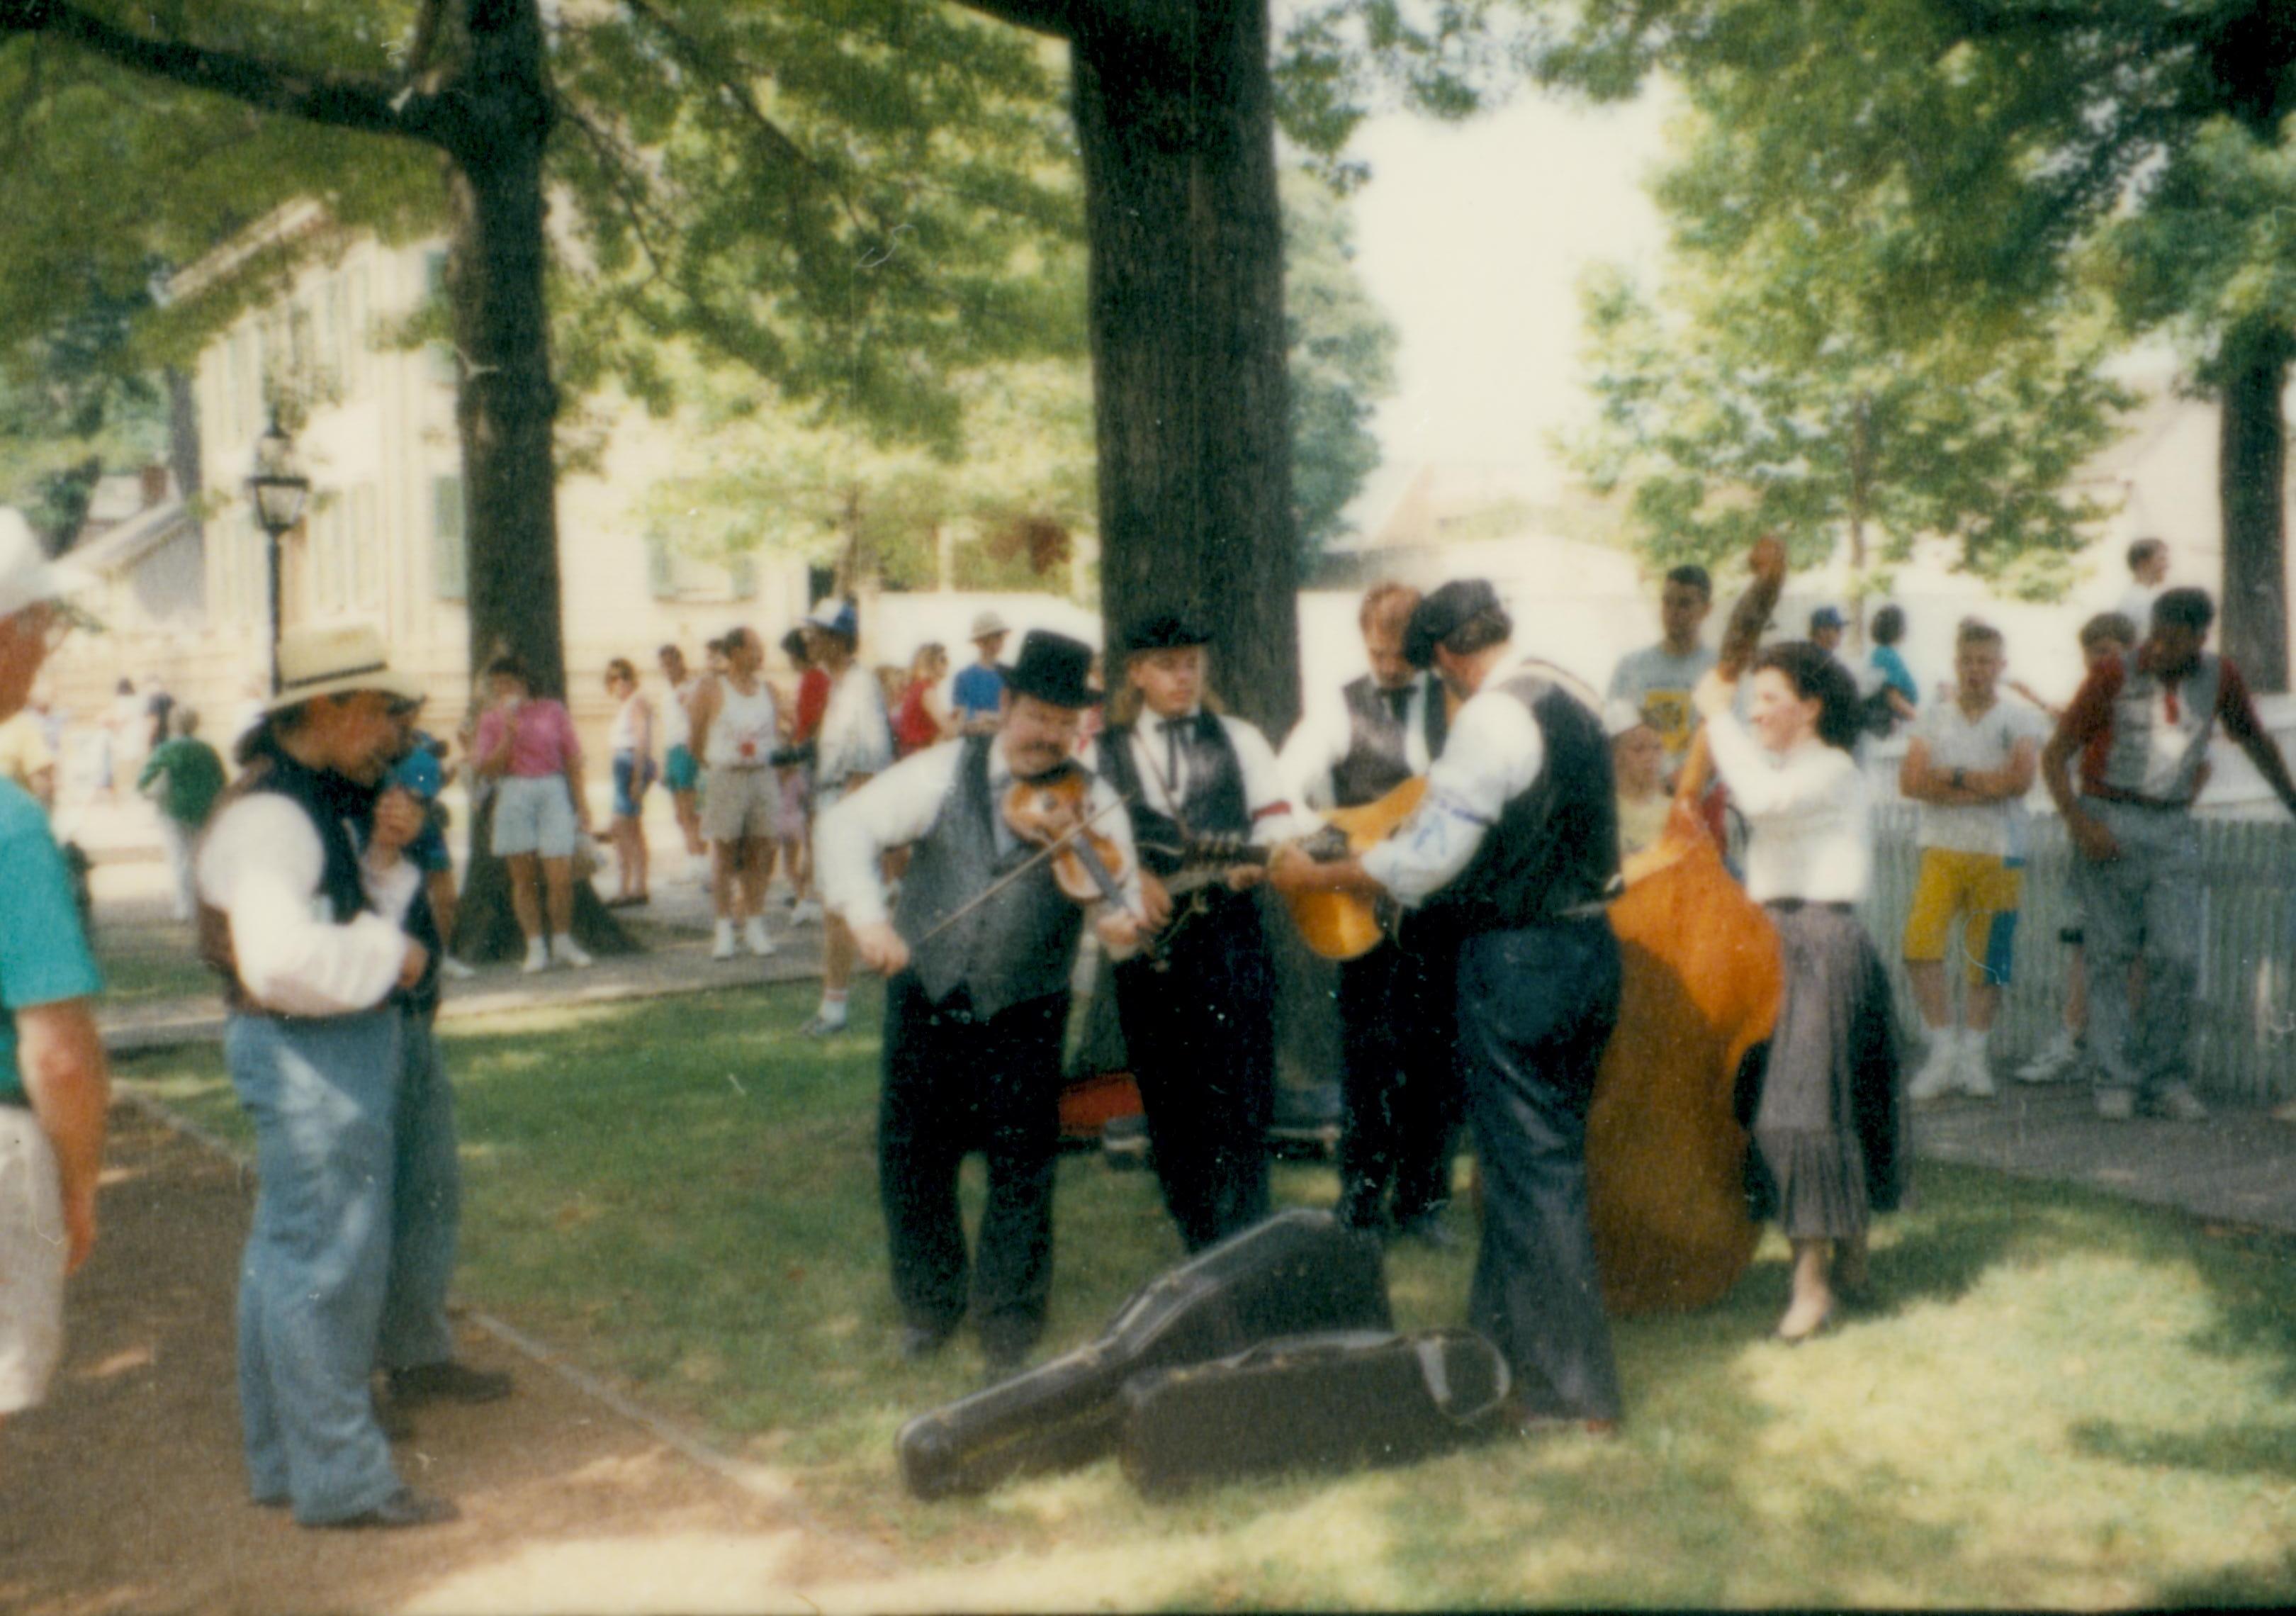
[1006, 629, 1098, 709]
[1125, 612, 1211, 654]
[1402, 578, 1504, 670]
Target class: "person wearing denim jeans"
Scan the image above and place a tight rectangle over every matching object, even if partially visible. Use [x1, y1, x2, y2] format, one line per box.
[1272, 579, 1628, 1433]
[197, 622, 455, 1530]
[2042, 589, 2296, 1121]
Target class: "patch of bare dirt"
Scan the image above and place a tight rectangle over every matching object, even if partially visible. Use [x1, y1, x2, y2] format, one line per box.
[0, 1105, 885, 1615]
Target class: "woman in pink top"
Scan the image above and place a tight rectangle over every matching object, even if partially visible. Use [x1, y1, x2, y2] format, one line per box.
[473, 653, 594, 972]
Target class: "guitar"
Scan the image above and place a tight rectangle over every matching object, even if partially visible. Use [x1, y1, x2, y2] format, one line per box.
[1149, 775, 1431, 962]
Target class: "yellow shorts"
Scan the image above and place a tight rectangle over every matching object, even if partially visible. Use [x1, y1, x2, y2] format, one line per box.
[1902, 847, 2022, 986]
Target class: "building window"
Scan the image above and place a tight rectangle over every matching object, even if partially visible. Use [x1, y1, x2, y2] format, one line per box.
[432, 474, 466, 600]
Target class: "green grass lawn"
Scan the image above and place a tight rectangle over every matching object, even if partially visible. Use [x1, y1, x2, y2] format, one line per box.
[117, 984, 2296, 1608]
[93, 920, 218, 1009]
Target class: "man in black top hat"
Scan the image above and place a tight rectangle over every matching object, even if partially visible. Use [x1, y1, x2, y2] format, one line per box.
[817, 630, 1145, 1376]
[1277, 582, 1461, 1245]
[1271, 579, 1627, 1435]
[1092, 613, 1306, 1253]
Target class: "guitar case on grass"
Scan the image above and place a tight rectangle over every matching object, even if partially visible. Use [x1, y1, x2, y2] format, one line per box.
[1118, 1328, 1512, 1499]
[896, 1209, 1391, 1499]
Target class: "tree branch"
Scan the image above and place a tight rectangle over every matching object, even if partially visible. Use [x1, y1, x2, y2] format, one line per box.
[955, 0, 1076, 38]
[0, 0, 449, 145]
[400, 0, 451, 89]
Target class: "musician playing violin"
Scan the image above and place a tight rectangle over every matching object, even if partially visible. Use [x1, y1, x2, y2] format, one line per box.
[1091, 614, 1308, 1254]
[1276, 583, 1461, 1245]
[816, 630, 1145, 1378]
[1268, 579, 1627, 1436]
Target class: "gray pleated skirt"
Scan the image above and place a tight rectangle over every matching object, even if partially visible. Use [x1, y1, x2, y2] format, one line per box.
[1754, 900, 1907, 1240]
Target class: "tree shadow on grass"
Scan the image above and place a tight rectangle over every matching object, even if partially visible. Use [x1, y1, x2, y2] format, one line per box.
[2068, 1418, 2296, 1486]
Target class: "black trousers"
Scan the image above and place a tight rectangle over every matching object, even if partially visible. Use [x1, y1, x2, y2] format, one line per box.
[877, 975, 1067, 1358]
[1455, 916, 1625, 1423]
[1114, 890, 1274, 1252]
[1335, 924, 1461, 1225]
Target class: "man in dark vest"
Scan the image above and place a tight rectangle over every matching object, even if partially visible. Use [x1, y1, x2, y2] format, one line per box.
[1271, 579, 1627, 1435]
[1278, 582, 1460, 1244]
[197, 624, 465, 1527]
[818, 630, 1144, 1376]
[1092, 614, 1307, 1253]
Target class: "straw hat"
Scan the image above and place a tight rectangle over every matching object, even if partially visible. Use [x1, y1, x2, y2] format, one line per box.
[265, 622, 425, 713]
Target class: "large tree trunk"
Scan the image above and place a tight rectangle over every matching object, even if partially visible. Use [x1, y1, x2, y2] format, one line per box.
[2216, 322, 2291, 692]
[1071, 0, 1301, 738]
[440, 0, 628, 959]
[442, 0, 567, 700]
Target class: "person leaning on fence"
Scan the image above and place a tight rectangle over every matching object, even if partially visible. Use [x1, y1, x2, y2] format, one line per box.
[0, 512, 109, 1440]
[1898, 620, 2042, 1104]
[2041, 588, 2296, 1122]
[2011, 612, 2138, 1086]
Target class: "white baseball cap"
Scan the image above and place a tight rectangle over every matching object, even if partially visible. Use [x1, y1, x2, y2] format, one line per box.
[0, 507, 91, 622]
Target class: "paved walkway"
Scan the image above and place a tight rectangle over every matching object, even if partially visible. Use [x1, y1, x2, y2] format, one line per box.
[1913, 1080, 2296, 1235]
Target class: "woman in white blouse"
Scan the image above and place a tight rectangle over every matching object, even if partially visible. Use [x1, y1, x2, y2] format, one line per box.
[1694, 643, 1906, 1342]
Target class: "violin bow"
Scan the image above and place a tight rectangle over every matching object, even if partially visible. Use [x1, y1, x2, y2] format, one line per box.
[904, 787, 1144, 952]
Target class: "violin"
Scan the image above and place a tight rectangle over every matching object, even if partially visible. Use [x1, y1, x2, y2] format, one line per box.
[1001, 763, 1133, 909]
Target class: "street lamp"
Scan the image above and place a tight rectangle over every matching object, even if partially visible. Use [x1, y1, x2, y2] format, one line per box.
[247, 416, 310, 695]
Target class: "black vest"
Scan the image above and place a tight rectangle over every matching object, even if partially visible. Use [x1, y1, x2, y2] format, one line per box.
[892, 736, 1086, 1021]
[197, 740, 441, 1016]
[1097, 711, 1250, 877]
[1426, 672, 1619, 936]
[1332, 674, 1448, 809]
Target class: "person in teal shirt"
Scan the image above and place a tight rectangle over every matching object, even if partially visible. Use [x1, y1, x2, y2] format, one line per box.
[137, 706, 226, 922]
[0, 505, 109, 1430]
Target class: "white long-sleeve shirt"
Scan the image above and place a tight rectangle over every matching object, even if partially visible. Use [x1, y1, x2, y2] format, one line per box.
[1087, 710, 1310, 848]
[818, 738, 1145, 930]
[1702, 710, 1872, 903]
[1276, 673, 1441, 814]
[196, 794, 420, 1017]
[1360, 650, 1549, 907]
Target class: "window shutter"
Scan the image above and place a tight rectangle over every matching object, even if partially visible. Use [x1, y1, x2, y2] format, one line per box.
[646, 534, 675, 599]
[727, 551, 758, 599]
[432, 475, 466, 600]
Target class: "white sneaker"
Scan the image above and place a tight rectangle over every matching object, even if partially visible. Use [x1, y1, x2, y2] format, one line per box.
[711, 920, 738, 961]
[553, 933, 595, 970]
[439, 955, 477, 981]
[1954, 1029, 1997, 1098]
[522, 940, 550, 975]
[2017, 1029, 2081, 1084]
[789, 899, 824, 928]
[1908, 1033, 1961, 1104]
[743, 916, 777, 958]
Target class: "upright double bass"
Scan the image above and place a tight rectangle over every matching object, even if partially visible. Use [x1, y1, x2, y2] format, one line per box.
[1583, 539, 1789, 1313]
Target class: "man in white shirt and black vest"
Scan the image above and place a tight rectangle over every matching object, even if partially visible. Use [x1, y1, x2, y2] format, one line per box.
[1271, 580, 1627, 1436]
[1277, 582, 1460, 1245]
[1091, 614, 1305, 1254]
[198, 624, 497, 1529]
[818, 631, 1144, 1376]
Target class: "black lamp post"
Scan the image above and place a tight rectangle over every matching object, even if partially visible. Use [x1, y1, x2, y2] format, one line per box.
[247, 416, 311, 696]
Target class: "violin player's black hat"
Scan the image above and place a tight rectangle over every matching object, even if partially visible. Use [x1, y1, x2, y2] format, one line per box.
[1402, 577, 1506, 669]
[1006, 629, 1098, 709]
[1125, 612, 1212, 655]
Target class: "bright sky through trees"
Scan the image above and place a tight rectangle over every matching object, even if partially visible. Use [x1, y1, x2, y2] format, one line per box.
[1341, 89, 1670, 527]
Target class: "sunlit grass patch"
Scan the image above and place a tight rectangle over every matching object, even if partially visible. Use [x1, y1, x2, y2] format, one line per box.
[113, 980, 2296, 1607]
